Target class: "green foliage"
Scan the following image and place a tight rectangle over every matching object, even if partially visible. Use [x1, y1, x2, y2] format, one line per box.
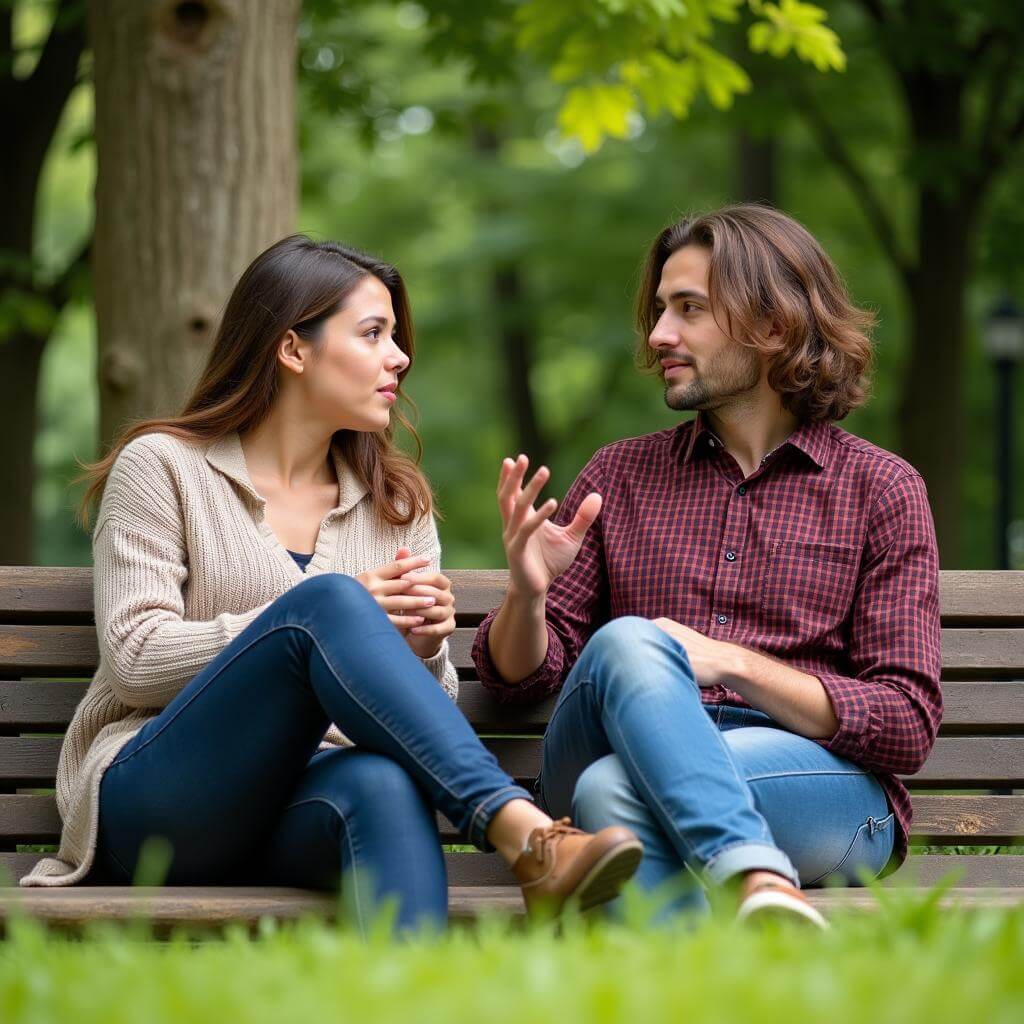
[1, 897, 1023, 1023]
[512, 0, 840, 153]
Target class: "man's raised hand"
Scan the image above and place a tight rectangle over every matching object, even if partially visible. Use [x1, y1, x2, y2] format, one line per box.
[497, 454, 602, 599]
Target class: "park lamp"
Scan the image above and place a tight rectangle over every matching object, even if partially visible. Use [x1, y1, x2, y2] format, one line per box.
[983, 297, 1024, 363]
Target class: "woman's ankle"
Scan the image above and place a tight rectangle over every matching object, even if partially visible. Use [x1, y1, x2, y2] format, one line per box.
[486, 799, 552, 865]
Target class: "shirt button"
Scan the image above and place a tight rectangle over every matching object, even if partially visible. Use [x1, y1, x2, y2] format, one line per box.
[717, 614, 728, 625]
[707, 438, 716, 448]
[725, 551, 736, 562]
[737, 486, 747, 495]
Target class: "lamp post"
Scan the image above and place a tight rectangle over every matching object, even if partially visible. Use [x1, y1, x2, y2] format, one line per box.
[982, 298, 1024, 569]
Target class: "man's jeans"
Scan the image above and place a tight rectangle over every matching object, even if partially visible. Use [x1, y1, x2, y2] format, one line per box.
[540, 617, 894, 916]
[91, 574, 532, 933]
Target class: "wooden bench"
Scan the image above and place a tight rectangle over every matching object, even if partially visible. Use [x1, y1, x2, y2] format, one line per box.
[1, 566, 1022, 931]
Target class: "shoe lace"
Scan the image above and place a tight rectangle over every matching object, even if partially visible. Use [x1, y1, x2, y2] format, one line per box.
[528, 817, 582, 863]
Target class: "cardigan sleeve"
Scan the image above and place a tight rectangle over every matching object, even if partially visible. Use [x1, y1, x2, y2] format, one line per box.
[93, 438, 270, 708]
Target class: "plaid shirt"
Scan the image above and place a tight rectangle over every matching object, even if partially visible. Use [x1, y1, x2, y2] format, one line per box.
[473, 415, 943, 863]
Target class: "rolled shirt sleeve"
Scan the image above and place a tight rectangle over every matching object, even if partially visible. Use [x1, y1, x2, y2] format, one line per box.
[817, 472, 942, 775]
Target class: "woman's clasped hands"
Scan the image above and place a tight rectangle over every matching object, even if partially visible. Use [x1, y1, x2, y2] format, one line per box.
[356, 548, 455, 659]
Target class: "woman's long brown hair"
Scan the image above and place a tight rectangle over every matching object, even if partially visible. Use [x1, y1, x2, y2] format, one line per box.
[79, 235, 433, 527]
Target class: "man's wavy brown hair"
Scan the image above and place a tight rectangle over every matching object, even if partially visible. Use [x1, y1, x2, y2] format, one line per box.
[636, 204, 875, 422]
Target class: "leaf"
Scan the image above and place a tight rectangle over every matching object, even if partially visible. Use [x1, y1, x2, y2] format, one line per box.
[557, 83, 636, 153]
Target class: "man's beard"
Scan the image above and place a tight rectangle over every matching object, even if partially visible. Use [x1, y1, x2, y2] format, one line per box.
[663, 346, 762, 412]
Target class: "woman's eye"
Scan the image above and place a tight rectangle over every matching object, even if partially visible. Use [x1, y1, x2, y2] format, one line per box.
[367, 327, 380, 340]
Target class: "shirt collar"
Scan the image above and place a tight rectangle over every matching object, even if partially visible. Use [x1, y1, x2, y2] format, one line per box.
[681, 413, 831, 470]
[204, 432, 370, 515]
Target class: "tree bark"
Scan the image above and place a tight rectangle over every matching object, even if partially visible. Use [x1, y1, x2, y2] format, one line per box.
[90, 0, 300, 444]
[898, 72, 974, 567]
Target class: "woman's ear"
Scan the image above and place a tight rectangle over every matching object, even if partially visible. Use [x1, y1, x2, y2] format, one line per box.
[276, 329, 307, 375]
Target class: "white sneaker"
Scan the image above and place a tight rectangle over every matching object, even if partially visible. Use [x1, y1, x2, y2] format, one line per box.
[737, 881, 829, 930]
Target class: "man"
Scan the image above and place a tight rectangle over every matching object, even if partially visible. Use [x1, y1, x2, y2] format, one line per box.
[472, 205, 942, 927]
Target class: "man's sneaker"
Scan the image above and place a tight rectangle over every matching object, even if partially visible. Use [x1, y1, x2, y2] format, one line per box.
[511, 817, 643, 918]
[736, 880, 829, 930]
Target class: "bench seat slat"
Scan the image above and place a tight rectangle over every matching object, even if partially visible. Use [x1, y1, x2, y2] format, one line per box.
[2, 679, 1023, 733]
[4, 794, 1024, 847]
[3, 625, 1024, 679]
[2, 735, 1023, 790]
[3, 853, 1022, 894]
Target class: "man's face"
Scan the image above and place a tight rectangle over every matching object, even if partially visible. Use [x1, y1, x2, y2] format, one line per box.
[648, 245, 762, 412]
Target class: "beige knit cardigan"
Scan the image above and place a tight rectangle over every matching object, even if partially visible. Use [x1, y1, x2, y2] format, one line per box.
[21, 431, 458, 887]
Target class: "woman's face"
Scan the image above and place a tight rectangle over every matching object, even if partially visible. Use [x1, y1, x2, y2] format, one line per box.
[290, 274, 411, 433]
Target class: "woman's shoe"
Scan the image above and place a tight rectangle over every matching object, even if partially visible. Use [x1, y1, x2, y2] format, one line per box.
[510, 817, 643, 917]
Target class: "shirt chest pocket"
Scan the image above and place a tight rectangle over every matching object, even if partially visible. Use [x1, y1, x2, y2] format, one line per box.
[760, 541, 858, 637]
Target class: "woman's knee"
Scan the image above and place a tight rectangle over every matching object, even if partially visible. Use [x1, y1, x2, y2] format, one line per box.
[320, 751, 431, 829]
[285, 573, 377, 620]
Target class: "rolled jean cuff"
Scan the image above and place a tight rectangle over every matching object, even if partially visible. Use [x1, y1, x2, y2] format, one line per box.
[703, 841, 800, 889]
[466, 784, 534, 852]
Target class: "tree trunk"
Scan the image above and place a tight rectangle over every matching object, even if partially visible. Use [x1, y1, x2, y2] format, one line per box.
[0, 337, 45, 563]
[0, 0, 85, 563]
[90, 0, 300, 444]
[898, 73, 973, 567]
[492, 264, 550, 469]
[900, 195, 973, 568]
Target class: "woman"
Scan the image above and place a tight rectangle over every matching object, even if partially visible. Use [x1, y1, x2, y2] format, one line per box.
[20, 236, 642, 933]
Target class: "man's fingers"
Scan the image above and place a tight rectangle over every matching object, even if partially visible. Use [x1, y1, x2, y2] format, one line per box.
[562, 492, 602, 543]
[497, 455, 528, 525]
[509, 465, 549, 535]
[512, 498, 558, 547]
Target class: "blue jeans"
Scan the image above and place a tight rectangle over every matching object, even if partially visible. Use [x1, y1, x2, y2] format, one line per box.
[92, 574, 532, 933]
[540, 617, 894, 916]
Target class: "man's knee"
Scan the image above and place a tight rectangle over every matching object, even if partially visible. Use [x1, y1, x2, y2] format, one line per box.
[572, 754, 640, 829]
[578, 616, 694, 693]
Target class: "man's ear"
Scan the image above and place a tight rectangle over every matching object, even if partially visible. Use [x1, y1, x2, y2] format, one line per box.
[276, 328, 307, 375]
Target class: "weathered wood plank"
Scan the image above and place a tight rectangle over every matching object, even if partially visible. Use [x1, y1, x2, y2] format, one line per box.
[1, 624, 1021, 679]
[3, 850, 1024, 893]
[2, 679, 1021, 734]
[909, 796, 1024, 843]
[2, 735, 1023, 788]
[2, 568, 1021, 625]
[0, 881, 1018, 931]
[442, 852, 1024, 889]
[4, 793, 1023, 849]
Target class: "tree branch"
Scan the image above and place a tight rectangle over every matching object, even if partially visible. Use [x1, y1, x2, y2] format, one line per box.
[791, 83, 914, 285]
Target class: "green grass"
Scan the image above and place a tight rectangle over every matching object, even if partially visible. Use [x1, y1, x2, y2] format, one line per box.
[1, 889, 1022, 1024]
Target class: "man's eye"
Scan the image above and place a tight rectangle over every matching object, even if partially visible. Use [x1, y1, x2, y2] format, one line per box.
[683, 302, 699, 313]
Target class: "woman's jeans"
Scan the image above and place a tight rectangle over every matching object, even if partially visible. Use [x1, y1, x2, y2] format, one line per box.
[540, 617, 894, 917]
[92, 574, 532, 933]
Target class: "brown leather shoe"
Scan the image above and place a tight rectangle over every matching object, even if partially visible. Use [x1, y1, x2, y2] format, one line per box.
[510, 817, 643, 917]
